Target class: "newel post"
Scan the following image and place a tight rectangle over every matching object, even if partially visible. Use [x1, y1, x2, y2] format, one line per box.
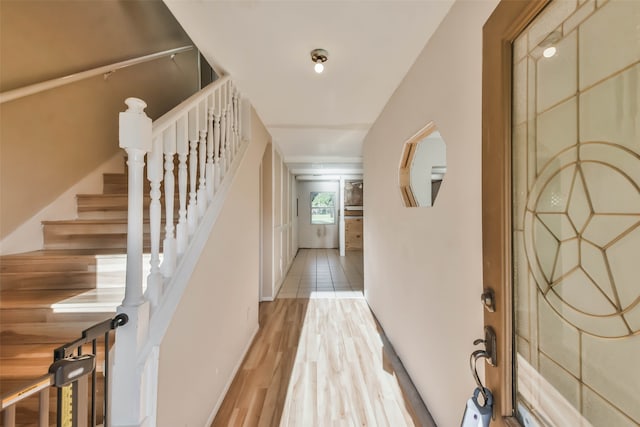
[112, 97, 153, 427]
[119, 98, 151, 308]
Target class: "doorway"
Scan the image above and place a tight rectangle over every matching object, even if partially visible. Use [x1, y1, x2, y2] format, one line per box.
[297, 180, 340, 249]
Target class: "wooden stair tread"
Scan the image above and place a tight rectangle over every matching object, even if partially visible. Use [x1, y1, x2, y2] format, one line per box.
[0, 309, 113, 324]
[0, 343, 56, 360]
[1, 359, 58, 379]
[1, 249, 129, 275]
[1, 321, 109, 345]
[0, 342, 108, 360]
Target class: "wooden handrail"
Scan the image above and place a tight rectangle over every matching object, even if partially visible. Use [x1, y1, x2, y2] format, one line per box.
[0, 45, 194, 104]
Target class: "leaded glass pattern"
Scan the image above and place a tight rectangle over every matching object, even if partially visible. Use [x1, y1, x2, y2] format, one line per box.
[511, 0, 640, 424]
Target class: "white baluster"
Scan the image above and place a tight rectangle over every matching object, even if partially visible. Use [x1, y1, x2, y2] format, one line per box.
[237, 94, 243, 147]
[227, 83, 234, 163]
[197, 128, 207, 218]
[228, 85, 234, 158]
[226, 100, 232, 169]
[219, 108, 227, 181]
[146, 136, 164, 308]
[162, 125, 177, 278]
[119, 97, 152, 308]
[187, 108, 198, 236]
[221, 83, 229, 170]
[233, 89, 239, 154]
[231, 84, 236, 159]
[213, 113, 221, 187]
[206, 107, 215, 201]
[176, 115, 188, 255]
[196, 99, 208, 217]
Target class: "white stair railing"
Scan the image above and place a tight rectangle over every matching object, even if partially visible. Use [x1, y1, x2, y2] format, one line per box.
[111, 76, 250, 427]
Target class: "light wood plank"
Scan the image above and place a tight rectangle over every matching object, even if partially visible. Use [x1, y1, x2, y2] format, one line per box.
[213, 249, 429, 427]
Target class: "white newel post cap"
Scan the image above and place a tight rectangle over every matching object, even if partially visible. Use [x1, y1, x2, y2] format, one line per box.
[119, 98, 152, 152]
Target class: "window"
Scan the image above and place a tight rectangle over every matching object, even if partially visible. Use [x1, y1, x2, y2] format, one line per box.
[310, 192, 336, 224]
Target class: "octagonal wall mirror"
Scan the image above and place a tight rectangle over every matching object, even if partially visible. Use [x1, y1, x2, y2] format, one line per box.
[399, 122, 447, 207]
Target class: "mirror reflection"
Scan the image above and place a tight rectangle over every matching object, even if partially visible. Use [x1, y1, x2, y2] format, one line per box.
[399, 123, 447, 207]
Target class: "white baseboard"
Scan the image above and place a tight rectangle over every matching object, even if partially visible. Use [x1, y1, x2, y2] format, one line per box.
[260, 296, 275, 302]
[0, 152, 124, 255]
[205, 324, 259, 426]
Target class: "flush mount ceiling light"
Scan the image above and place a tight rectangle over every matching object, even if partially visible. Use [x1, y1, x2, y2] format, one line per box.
[543, 46, 557, 58]
[311, 48, 328, 74]
[540, 31, 561, 58]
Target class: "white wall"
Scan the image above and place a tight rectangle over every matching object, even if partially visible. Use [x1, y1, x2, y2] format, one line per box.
[297, 180, 340, 248]
[156, 108, 269, 426]
[362, 1, 498, 426]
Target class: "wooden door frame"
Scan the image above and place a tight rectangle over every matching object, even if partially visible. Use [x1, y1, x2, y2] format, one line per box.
[481, 0, 550, 425]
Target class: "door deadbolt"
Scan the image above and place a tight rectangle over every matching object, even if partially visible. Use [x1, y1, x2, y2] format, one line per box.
[481, 289, 495, 312]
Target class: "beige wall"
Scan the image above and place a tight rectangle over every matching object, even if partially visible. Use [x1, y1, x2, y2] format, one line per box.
[362, 1, 498, 425]
[157, 108, 269, 426]
[0, 0, 199, 238]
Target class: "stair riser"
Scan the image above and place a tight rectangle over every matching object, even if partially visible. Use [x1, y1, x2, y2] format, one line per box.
[77, 205, 180, 220]
[44, 222, 147, 236]
[1, 271, 125, 291]
[0, 309, 51, 323]
[43, 220, 156, 250]
[2, 260, 94, 274]
[43, 235, 154, 251]
[0, 322, 111, 345]
[1, 308, 113, 324]
[1, 254, 127, 274]
[77, 194, 181, 208]
[103, 172, 181, 194]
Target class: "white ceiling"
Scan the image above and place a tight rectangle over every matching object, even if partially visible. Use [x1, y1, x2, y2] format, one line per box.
[165, 0, 454, 173]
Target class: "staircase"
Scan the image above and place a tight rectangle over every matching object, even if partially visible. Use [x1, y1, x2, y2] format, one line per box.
[1, 77, 247, 425]
[0, 166, 145, 424]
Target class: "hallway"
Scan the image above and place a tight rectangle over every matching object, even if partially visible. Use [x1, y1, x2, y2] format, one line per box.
[277, 249, 364, 299]
[212, 249, 429, 427]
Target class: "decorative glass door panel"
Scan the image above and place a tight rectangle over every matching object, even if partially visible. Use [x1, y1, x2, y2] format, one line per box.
[511, 0, 640, 425]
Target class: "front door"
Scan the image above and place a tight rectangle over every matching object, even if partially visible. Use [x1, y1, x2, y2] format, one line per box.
[482, 0, 639, 425]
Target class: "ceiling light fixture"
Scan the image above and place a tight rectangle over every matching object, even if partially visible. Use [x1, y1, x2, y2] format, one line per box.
[543, 46, 557, 58]
[540, 31, 561, 58]
[311, 48, 328, 74]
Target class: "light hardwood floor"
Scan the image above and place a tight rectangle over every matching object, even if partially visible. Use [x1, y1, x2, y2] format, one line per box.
[212, 249, 423, 427]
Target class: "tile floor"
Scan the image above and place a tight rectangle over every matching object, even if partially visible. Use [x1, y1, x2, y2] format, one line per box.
[277, 248, 363, 299]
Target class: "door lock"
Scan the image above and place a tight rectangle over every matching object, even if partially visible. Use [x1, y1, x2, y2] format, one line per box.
[481, 288, 495, 312]
[472, 326, 497, 367]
